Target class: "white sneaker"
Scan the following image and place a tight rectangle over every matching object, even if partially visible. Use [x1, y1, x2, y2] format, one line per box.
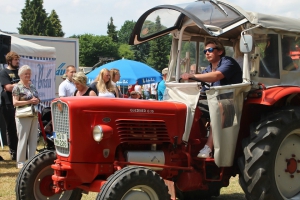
[197, 145, 212, 158]
[17, 162, 24, 169]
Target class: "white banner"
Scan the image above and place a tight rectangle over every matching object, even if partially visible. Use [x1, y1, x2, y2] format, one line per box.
[20, 57, 56, 101]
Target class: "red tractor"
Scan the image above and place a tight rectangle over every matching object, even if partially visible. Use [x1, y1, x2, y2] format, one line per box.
[16, 1, 300, 200]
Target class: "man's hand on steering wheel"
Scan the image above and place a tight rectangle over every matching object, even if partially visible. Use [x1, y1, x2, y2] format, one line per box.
[181, 73, 210, 88]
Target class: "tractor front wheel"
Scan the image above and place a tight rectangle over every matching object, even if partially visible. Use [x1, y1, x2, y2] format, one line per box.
[15, 150, 83, 200]
[238, 107, 300, 200]
[96, 166, 170, 200]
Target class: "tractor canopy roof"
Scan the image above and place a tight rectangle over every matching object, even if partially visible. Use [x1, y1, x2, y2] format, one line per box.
[129, 0, 300, 45]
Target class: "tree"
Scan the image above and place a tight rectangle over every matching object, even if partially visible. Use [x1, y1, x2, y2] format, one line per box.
[77, 34, 119, 67]
[18, 0, 31, 34]
[49, 10, 64, 37]
[118, 20, 136, 44]
[107, 17, 118, 43]
[131, 43, 150, 63]
[18, 0, 62, 36]
[147, 16, 171, 72]
[118, 44, 134, 60]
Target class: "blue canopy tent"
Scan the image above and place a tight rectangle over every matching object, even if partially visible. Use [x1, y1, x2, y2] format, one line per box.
[86, 59, 162, 85]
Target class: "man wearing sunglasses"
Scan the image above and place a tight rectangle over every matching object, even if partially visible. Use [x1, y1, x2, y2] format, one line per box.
[181, 39, 242, 158]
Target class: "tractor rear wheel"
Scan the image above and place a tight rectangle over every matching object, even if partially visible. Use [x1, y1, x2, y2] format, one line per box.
[238, 107, 300, 200]
[15, 150, 83, 200]
[96, 166, 170, 200]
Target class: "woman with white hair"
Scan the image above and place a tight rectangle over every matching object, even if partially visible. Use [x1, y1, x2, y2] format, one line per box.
[12, 65, 40, 169]
[72, 72, 97, 96]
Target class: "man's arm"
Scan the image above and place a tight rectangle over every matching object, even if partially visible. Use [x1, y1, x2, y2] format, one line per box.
[182, 71, 224, 82]
[58, 82, 66, 97]
[0, 70, 15, 92]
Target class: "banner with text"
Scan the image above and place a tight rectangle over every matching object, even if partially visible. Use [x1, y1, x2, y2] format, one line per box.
[20, 57, 56, 101]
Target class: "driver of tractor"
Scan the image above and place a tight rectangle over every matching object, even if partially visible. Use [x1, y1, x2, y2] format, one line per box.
[181, 39, 242, 158]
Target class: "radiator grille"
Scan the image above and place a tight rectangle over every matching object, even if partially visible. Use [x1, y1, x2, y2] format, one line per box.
[51, 101, 70, 156]
[116, 120, 170, 143]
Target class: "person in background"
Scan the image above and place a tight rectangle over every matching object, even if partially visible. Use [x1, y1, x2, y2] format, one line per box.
[72, 72, 97, 96]
[127, 84, 135, 96]
[0, 51, 20, 160]
[58, 65, 76, 97]
[142, 83, 150, 99]
[95, 68, 117, 97]
[110, 68, 122, 97]
[129, 91, 142, 99]
[157, 68, 168, 101]
[150, 82, 158, 99]
[12, 65, 40, 169]
[190, 64, 197, 74]
[134, 81, 143, 98]
[181, 39, 242, 158]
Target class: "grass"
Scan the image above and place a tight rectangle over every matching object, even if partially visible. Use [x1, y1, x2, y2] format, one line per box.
[0, 145, 245, 200]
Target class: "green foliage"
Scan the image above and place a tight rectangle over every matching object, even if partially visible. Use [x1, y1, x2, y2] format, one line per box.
[118, 44, 134, 60]
[49, 10, 64, 37]
[146, 16, 171, 71]
[78, 34, 119, 67]
[18, 0, 31, 34]
[118, 20, 136, 44]
[131, 42, 151, 63]
[18, 0, 53, 36]
[18, 0, 63, 37]
[107, 17, 118, 43]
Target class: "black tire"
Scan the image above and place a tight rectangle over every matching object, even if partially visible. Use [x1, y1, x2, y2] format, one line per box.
[238, 107, 300, 200]
[96, 166, 171, 200]
[15, 150, 83, 200]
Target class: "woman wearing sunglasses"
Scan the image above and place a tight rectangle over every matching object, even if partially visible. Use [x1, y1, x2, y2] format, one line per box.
[181, 39, 242, 158]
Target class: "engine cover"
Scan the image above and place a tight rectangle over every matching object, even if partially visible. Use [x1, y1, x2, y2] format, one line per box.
[126, 151, 165, 171]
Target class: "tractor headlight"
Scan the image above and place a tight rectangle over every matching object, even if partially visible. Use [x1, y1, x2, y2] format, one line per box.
[93, 125, 103, 142]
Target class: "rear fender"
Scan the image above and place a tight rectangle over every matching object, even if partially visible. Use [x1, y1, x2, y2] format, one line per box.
[246, 86, 300, 106]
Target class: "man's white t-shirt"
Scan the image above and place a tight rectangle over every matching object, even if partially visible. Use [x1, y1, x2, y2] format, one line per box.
[58, 79, 76, 97]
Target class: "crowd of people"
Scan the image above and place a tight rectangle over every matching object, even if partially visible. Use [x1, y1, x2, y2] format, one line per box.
[58, 66, 169, 99]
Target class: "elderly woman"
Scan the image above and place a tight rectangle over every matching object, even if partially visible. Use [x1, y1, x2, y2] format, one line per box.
[12, 65, 40, 169]
[110, 68, 122, 98]
[72, 72, 97, 96]
[90, 68, 118, 97]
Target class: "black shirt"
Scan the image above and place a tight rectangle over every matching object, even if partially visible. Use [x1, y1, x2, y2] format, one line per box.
[74, 87, 93, 96]
[0, 68, 19, 105]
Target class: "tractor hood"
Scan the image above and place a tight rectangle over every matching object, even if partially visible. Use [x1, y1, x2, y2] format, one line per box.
[129, 0, 249, 45]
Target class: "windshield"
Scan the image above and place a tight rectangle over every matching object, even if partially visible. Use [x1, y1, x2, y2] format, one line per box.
[140, 1, 243, 38]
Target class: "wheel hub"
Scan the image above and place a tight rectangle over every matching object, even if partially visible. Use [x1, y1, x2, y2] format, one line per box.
[39, 175, 55, 197]
[285, 157, 298, 176]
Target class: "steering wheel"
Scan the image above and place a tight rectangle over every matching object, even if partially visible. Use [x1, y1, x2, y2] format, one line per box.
[188, 77, 211, 89]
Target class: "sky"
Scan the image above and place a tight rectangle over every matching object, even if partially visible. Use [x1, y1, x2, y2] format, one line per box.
[1, 0, 300, 37]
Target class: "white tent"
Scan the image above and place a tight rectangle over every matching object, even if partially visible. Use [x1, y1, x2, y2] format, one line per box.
[1, 32, 56, 103]
[0, 31, 56, 58]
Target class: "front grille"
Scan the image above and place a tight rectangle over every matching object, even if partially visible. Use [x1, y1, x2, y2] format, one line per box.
[51, 101, 70, 156]
[116, 120, 170, 143]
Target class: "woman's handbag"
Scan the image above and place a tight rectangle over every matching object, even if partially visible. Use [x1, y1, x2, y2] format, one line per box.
[15, 105, 35, 118]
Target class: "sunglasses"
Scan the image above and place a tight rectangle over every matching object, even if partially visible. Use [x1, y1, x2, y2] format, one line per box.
[203, 47, 218, 54]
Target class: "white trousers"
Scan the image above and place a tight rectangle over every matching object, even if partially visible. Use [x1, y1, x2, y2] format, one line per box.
[15, 117, 38, 163]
